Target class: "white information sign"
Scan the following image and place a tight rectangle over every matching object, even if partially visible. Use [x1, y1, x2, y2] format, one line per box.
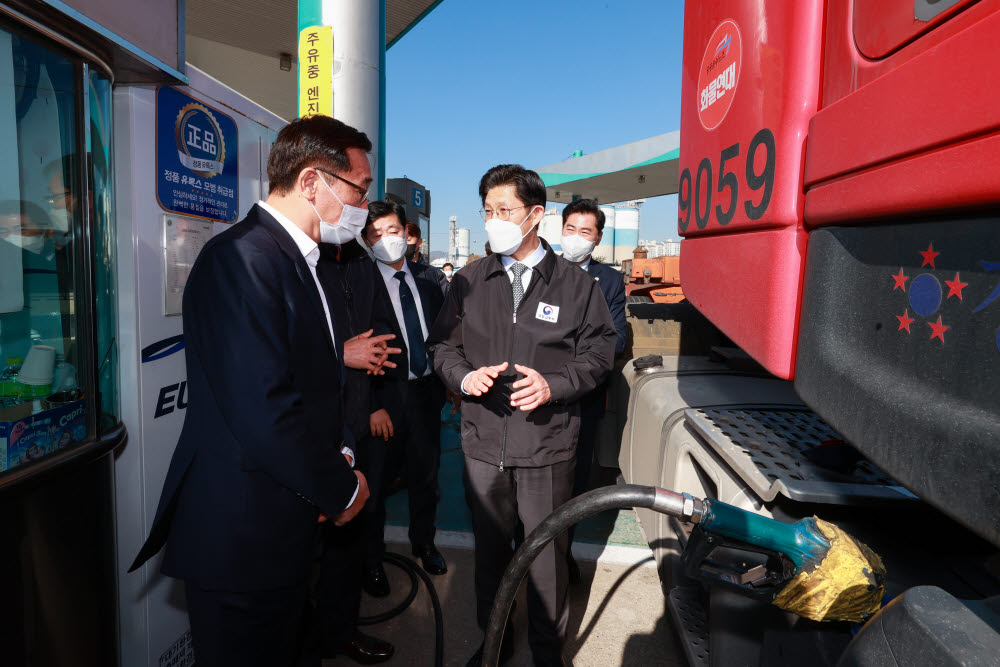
[162, 215, 213, 316]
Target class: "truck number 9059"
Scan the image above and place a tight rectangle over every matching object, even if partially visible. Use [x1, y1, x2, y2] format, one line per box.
[678, 127, 776, 233]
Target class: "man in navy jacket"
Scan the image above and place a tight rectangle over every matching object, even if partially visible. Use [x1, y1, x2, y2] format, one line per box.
[559, 198, 628, 581]
[365, 200, 450, 580]
[310, 237, 400, 664]
[130, 116, 374, 667]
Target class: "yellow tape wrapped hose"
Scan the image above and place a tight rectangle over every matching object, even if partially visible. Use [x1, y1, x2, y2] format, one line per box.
[772, 518, 886, 622]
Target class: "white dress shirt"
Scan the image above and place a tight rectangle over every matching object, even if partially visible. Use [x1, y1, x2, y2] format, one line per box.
[376, 258, 431, 380]
[578, 256, 592, 271]
[500, 240, 548, 291]
[461, 240, 549, 394]
[257, 201, 358, 508]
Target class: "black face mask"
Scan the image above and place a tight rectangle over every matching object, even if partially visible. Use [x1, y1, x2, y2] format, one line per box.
[405, 243, 418, 260]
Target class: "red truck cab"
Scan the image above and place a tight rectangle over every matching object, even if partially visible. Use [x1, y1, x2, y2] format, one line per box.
[678, 0, 1000, 547]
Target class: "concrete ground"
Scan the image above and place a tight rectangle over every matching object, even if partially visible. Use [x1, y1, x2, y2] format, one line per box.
[321, 406, 685, 666]
[322, 542, 685, 667]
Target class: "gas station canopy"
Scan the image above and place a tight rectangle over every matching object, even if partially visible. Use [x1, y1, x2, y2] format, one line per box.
[536, 131, 680, 204]
[185, 0, 442, 119]
[187, 0, 440, 53]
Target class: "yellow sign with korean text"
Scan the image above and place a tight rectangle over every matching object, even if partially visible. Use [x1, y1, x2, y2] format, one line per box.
[298, 26, 333, 117]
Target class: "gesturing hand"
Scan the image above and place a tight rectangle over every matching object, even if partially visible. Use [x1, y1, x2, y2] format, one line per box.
[510, 364, 551, 412]
[343, 329, 401, 375]
[462, 362, 509, 397]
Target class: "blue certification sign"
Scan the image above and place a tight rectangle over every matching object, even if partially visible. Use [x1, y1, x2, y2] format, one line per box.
[156, 86, 239, 223]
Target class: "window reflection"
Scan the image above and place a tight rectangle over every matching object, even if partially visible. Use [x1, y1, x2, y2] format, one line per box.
[0, 29, 87, 471]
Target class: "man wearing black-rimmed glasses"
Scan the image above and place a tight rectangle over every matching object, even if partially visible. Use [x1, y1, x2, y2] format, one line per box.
[428, 164, 616, 667]
[130, 115, 374, 667]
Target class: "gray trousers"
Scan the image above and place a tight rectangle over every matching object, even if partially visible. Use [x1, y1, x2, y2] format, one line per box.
[463, 455, 575, 664]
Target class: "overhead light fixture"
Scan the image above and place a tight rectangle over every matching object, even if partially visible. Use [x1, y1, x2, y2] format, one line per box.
[279, 52, 292, 71]
[638, 174, 646, 184]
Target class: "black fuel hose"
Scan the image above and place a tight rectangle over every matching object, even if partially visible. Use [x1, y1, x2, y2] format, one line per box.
[357, 551, 445, 667]
[481, 484, 660, 667]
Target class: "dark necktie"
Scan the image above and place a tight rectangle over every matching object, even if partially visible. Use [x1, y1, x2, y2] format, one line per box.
[510, 262, 527, 311]
[395, 271, 427, 377]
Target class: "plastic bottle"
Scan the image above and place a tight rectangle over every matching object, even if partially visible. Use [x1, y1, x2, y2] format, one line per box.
[52, 355, 77, 393]
[0, 357, 23, 408]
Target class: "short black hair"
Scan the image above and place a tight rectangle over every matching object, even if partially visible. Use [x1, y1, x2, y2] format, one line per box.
[364, 199, 407, 235]
[442, 263, 454, 270]
[478, 164, 546, 209]
[561, 198, 605, 232]
[267, 115, 372, 195]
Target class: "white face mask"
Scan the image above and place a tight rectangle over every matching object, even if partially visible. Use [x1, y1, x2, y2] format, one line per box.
[8, 234, 46, 254]
[48, 207, 70, 234]
[370, 234, 408, 264]
[560, 233, 597, 263]
[309, 173, 368, 244]
[485, 207, 538, 256]
[443, 269, 453, 279]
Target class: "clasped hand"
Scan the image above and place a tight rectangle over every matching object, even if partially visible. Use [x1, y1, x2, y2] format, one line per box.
[462, 361, 551, 412]
[343, 329, 402, 375]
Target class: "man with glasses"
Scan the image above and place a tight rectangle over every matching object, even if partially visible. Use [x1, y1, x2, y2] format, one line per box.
[130, 115, 373, 667]
[428, 164, 617, 666]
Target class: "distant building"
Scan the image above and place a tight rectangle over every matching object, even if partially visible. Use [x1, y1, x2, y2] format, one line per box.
[639, 238, 681, 258]
[386, 177, 431, 257]
[538, 206, 563, 252]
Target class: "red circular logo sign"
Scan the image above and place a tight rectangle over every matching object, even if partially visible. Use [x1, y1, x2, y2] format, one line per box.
[697, 20, 742, 131]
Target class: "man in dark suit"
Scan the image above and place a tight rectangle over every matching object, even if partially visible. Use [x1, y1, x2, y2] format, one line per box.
[309, 238, 400, 664]
[129, 116, 375, 667]
[363, 200, 450, 581]
[559, 198, 628, 582]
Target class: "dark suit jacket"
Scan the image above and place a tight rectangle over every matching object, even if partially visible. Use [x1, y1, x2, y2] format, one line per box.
[130, 204, 358, 591]
[317, 241, 397, 441]
[374, 260, 448, 423]
[587, 259, 628, 357]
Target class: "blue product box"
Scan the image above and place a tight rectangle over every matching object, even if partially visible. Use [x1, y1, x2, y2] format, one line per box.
[0, 399, 87, 472]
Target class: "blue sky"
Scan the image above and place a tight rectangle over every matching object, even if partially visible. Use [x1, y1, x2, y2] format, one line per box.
[385, 0, 685, 257]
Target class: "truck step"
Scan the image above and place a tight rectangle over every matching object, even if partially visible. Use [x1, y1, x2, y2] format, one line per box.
[684, 407, 918, 505]
[667, 586, 710, 667]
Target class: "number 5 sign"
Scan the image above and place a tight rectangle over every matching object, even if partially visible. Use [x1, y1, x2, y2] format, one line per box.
[412, 187, 425, 210]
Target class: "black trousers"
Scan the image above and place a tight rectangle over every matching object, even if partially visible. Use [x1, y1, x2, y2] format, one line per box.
[386, 375, 444, 549]
[464, 455, 575, 664]
[313, 433, 383, 649]
[572, 384, 607, 499]
[357, 430, 391, 562]
[313, 519, 364, 649]
[185, 580, 307, 667]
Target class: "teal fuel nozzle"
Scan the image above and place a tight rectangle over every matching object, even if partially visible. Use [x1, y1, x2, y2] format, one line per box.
[652, 491, 886, 623]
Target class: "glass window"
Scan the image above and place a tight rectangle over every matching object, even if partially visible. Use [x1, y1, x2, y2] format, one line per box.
[0, 27, 96, 472]
[89, 70, 118, 430]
